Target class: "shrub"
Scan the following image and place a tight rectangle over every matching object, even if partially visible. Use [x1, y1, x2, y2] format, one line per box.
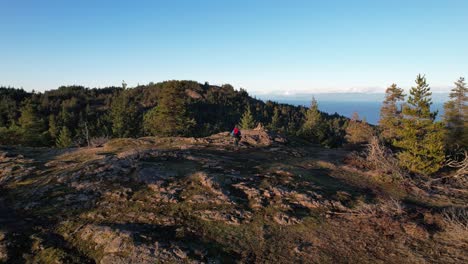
[365, 137, 406, 180]
[345, 136, 406, 181]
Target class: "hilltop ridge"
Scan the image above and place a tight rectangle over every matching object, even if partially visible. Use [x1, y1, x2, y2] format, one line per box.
[0, 80, 350, 148]
[0, 128, 466, 263]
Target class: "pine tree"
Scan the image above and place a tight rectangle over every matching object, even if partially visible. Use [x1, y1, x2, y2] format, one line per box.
[96, 114, 112, 137]
[443, 77, 467, 148]
[268, 107, 281, 132]
[394, 74, 445, 175]
[0, 125, 22, 145]
[110, 92, 140, 138]
[379, 84, 405, 143]
[345, 112, 374, 145]
[301, 97, 322, 142]
[48, 114, 58, 139]
[18, 101, 46, 146]
[143, 84, 195, 136]
[58, 104, 71, 130]
[239, 105, 256, 129]
[56, 126, 73, 148]
[76, 112, 91, 147]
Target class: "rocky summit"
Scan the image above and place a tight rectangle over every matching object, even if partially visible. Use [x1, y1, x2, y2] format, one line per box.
[0, 128, 466, 264]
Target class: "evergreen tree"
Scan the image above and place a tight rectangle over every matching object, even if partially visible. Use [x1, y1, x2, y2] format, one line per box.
[239, 105, 256, 129]
[56, 126, 73, 148]
[321, 118, 347, 148]
[345, 112, 374, 145]
[58, 104, 71, 130]
[394, 74, 445, 175]
[95, 115, 112, 137]
[379, 84, 405, 143]
[268, 107, 281, 131]
[301, 97, 322, 142]
[0, 125, 22, 145]
[143, 84, 195, 136]
[443, 77, 467, 148]
[110, 92, 140, 138]
[18, 101, 46, 146]
[75, 112, 91, 146]
[48, 114, 58, 139]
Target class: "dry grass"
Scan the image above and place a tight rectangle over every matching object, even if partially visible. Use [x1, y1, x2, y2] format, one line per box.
[347, 198, 405, 217]
[432, 150, 468, 187]
[442, 207, 468, 231]
[344, 136, 409, 184]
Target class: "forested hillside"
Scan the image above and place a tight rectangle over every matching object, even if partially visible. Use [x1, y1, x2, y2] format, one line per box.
[0, 80, 349, 148]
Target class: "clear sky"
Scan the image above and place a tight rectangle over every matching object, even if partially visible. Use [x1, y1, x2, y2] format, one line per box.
[1, 0, 467, 94]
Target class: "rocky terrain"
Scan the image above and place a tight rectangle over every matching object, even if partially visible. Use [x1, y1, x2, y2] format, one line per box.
[0, 128, 467, 263]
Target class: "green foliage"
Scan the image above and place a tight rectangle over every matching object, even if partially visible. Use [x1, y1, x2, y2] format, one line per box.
[58, 104, 72, 129]
[443, 77, 467, 148]
[18, 101, 47, 146]
[268, 107, 281, 131]
[394, 75, 446, 175]
[240, 105, 256, 129]
[56, 126, 73, 148]
[74, 112, 91, 146]
[48, 114, 58, 139]
[0, 81, 352, 148]
[0, 125, 23, 145]
[296, 98, 348, 148]
[0, 87, 29, 127]
[379, 84, 405, 143]
[301, 97, 322, 143]
[143, 82, 196, 136]
[110, 92, 140, 138]
[345, 112, 374, 145]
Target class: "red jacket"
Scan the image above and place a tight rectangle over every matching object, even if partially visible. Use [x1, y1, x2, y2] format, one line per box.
[232, 127, 241, 137]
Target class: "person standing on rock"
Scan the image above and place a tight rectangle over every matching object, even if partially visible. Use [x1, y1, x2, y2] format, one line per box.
[231, 125, 242, 147]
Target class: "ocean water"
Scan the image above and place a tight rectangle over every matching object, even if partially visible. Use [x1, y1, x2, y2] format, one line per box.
[265, 99, 445, 125]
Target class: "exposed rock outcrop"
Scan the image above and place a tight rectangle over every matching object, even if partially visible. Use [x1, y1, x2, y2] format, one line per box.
[0, 134, 466, 263]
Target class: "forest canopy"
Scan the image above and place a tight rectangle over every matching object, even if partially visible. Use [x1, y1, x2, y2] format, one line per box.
[0, 81, 348, 148]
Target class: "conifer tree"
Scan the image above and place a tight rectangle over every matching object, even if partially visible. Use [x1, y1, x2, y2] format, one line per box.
[48, 114, 58, 139]
[443, 77, 467, 148]
[75, 112, 91, 147]
[394, 75, 445, 175]
[379, 83, 405, 143]
[345, 112, 374, 145]
[143, 84, 195, 136]
[56, 126, 73, 148]
[268, 107, 281, 131]
[239, 105, 256, 129]
[0, 125, 22, 145]
[96, 114, 112, 137]
[110, 92, 140, 138]
[18, 101, 46, 146]
[58, 104, 71, 130]
[301, 97, 322, 142]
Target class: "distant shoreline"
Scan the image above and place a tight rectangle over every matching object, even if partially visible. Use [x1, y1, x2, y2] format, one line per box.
[258, 97, 445, 125]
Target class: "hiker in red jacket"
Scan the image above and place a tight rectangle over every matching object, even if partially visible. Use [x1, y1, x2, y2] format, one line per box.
[231, 125, 241, 147]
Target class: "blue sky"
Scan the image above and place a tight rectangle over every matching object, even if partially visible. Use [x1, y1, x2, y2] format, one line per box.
[1, 0, 467, 94]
